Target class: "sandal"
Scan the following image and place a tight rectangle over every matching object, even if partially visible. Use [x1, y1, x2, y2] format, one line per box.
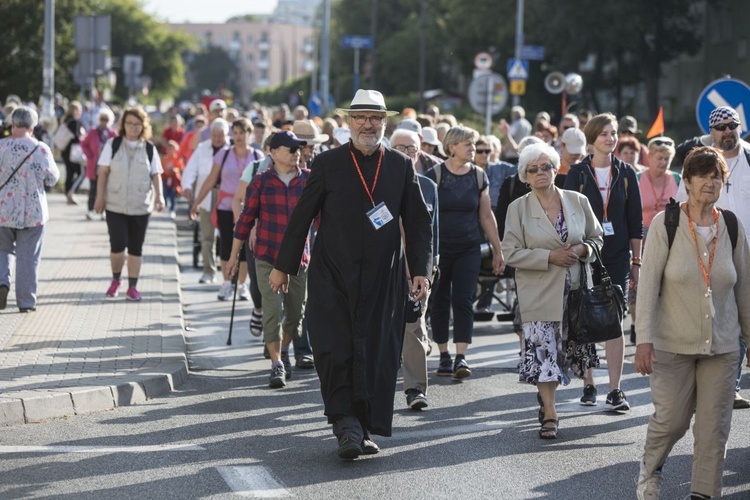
[250, 309, 263, 337]
[539, 419, 558, 439]
[537, 393, 544, 424]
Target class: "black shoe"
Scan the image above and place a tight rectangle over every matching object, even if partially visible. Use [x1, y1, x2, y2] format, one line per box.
[268, 365, 286, 388]
[604, 389, 630, 411]
[437, 356, 452, 376]
[295, 354, 315, 369]
[406, 388, 428, 410]
[280, 350, 292, 380]
[452, 358, 471, 380]
[337, 436, 363, 460]
[630, 325, 636, 345]
[0, 285, 7, 310]
[361, 437, 380, 455]
[19, 307, 36, 313]
[580, 384, 597, 406]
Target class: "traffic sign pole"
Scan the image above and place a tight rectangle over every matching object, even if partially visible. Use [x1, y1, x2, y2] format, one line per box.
[353, 48, 360, 95]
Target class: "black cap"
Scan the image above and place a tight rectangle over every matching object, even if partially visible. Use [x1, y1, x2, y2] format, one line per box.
[270, 130, 307, 150]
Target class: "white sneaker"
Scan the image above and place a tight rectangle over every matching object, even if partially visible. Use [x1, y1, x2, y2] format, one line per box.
[636, 460, 662, 500]
[199, 272, 216, 284]
[170, 210, 177, 220]
[217, 280, 234, 301]
[86, 211, 96, 220]
[238, 283, 250, 301]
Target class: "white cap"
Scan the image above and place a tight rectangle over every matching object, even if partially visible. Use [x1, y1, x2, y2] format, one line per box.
[561, 127, 586, 155]
[209, 99, 227, 111]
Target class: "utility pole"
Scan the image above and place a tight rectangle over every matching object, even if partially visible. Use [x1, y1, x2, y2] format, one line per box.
[418, 0, 426, 112]
[369, 0, 378, 88]
[512, 0, 524, 107]
[41, 0, 55, 124]
[319, 0, 331, 115]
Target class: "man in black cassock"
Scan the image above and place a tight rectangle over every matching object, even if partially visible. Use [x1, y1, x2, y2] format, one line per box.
[270, 89, 433, 460]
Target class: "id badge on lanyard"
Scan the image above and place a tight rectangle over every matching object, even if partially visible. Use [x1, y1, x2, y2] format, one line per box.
[367, 201, 394, 229]
[602, 220, 615, 236]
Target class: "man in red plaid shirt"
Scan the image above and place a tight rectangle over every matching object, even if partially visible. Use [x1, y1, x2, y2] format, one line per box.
[228, 131, 311, 388]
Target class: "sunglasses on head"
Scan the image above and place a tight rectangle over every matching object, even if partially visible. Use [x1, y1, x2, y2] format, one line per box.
[475, 149, 491, 154]
[711, 122, 740, 132]
[650, 139, 673, 146]
[526, 163, 554, 174]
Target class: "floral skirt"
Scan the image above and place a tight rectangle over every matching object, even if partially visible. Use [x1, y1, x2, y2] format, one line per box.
[519, 275, 599, 385]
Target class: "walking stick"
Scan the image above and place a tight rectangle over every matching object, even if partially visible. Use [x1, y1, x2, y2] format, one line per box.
[226, 272, 239, 346]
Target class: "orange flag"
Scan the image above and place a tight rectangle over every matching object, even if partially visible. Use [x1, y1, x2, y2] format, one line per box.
[647, 107, 665, 138]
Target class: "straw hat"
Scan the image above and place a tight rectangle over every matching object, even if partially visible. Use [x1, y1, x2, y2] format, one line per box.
[292, 120, 329, 144]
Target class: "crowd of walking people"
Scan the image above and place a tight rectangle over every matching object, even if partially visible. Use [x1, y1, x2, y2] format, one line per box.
[1, 89, 749, 498]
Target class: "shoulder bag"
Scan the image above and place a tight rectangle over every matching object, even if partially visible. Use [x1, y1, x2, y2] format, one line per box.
[567, 244, 625, 343]
[52, 123, 74, 151]
[0, 144, 40, 193]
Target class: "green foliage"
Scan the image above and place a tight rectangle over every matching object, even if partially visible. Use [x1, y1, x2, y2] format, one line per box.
[0, 0, 192, 103]
[252, 75, 312, 107]
[182, 45, 239, 99]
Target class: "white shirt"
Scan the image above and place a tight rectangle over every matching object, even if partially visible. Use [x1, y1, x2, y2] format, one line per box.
[99, 138, 163, 175]
[182, 139, 228, 211]
[675, 148, 750, 245]
[594, 166, 610, 204]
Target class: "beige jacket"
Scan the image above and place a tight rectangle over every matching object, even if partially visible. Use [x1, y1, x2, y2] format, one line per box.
[502, 187, 604, 323]
[636, 209, 750, 355]
[105, 140, 154, 216]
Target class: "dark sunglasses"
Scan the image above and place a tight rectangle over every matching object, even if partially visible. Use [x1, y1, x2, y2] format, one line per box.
[711, 122, 740, 132]
[288, 146, 300, 154]
[526, 163, 554, 174]
[475, 149, 491, 154]
[650, 139, 673, 146]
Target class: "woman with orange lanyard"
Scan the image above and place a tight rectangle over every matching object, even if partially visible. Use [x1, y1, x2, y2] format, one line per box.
[629, 137, 679, 343]
[564, 112, 643, 411]
[190, 118, 264, 301]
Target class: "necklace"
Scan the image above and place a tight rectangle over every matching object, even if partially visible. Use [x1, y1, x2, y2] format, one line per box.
[725, 154, 741, 193]
[538, 192, 560, 219]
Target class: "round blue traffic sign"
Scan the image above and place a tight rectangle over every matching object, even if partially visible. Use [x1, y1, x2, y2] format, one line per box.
[696, 78, 750, 137]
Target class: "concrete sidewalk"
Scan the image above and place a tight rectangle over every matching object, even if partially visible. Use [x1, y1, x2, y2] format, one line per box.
[0, 193, 187, 426]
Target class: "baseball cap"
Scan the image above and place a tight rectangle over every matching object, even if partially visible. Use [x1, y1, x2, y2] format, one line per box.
[618, 115, 640, 134]
[397, 118, 422, 136]
[561, 128, 586, 154]
[269, 130, 307, 150]
[209, 99, 227, 112]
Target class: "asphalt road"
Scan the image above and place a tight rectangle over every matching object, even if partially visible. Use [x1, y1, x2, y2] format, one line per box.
[1, 219, 749, 500]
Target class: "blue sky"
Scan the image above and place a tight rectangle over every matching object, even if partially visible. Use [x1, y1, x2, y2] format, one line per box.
[143, 0, 277, 23]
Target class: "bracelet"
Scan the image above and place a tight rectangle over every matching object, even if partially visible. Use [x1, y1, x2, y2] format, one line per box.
[631, 262, 641, 267]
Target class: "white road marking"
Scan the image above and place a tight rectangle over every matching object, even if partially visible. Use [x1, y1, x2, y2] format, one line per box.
[388, 421, 509, 441]
[0, 444, 205, 453]
[217, 466, 291, 498]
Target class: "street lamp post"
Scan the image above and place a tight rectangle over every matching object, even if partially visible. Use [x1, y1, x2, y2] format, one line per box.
[41, 0, 55, 124]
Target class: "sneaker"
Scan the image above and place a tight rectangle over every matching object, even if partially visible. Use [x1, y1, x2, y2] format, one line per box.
[85, 210, 96, 220]
[199, 272, 216, 284]
[280, 350, 293, 380]
[217, 280, 233, 301]
[452, 358, 472, 380]
[734, 392, 750, 409]
[295, 354, 315, 369]
[19, 307, 37, 313]
[269, 365, 286, 388]
[437, 356, 453, 376]
[0, 284, 8, 310]
[580, 384, 598, 406]
[636, 461, 662, 500]
[238, 283, 250, 301]
[406, 388, 428, 410]
[125, 286, 142, 301]
[105, 278, 122, 298]
[605, 389, 630, 411]
[169, 210, 177, 220]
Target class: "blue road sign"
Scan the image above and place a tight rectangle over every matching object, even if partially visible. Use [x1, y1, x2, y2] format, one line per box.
[506, 59, 529, 80]
[696, 78, 750, 137]
[342, 35, 373, 50]
[520, 45, 545, 61]
[308, 92, 335, 118]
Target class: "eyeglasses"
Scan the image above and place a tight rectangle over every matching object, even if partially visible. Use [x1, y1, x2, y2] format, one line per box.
[650, 139, 673, 146]
[711, 122, 740, 132]
[350, 115, 384, 126]
[526, 163, 555, 174]
[476, 149, 491, 154]
[394, 144, 418, 154]
[124, 120, 143, 127]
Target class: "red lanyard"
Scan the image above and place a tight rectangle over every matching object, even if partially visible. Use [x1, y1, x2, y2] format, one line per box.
[349, 144, 383, 207]
[685, 205, 719, 292]
[646, 170, 667, 212]
[589, 160, 612, 220]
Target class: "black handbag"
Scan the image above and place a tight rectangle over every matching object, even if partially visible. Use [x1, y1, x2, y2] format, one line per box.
[567, 244, 625, 343]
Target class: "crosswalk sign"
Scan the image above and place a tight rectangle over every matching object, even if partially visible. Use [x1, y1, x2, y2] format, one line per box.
[507, 59, 529, 80]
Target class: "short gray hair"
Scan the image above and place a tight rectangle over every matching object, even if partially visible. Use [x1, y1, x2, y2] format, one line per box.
[390, 128, 420, 146]
[210, 118, 230, 135]
[518, 143, 560, 183]
[11, 106, 38, 129]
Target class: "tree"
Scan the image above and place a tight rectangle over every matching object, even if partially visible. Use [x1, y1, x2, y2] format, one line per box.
[184, 46, 240, 97]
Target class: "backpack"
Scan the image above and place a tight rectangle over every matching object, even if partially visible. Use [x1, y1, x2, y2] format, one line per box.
[579, 164, 629, 200]
[111, 136, 155, 163]
[433, 163, 485, 193]
[663, 197, 738, 252]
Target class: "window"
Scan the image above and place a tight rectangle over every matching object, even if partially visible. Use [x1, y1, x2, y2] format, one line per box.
[247, 53, 254, 64]
[247, 72, 254, 82]
[246, 34, 253, 45]
[259, 69, 268, 80]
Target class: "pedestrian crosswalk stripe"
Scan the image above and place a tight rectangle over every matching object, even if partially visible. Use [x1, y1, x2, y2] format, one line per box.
[0, 444, 205, 453]
[217, 465, 291, 498]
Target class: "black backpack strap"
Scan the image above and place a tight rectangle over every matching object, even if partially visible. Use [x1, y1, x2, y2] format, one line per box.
[146, 141, 154, 163]
[111, 136, 123, 157]
[718, 208, 739, 250]
[664, 197, 681, 251]
[111, 137, 154, 163]
[216, 148, 231, 187]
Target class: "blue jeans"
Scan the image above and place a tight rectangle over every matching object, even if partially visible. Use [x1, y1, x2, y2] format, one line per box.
[293, 315, 314, 358]
[0, 225, 46, 309]
[430, 243, 481, 345]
